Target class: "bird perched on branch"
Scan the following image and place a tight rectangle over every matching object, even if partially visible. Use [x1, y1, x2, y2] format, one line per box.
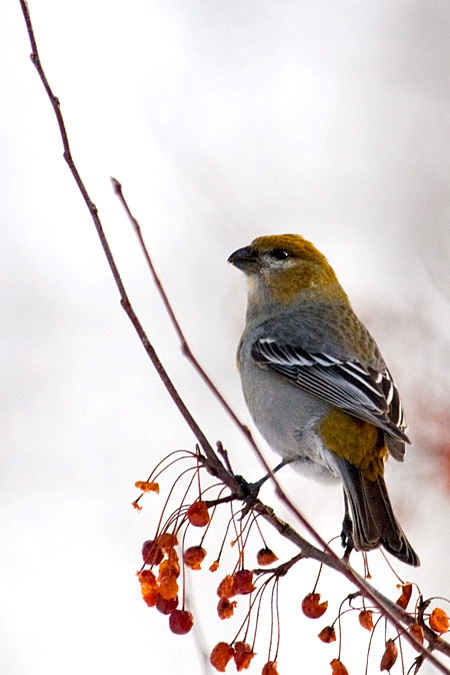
[228, 234, 419, 566]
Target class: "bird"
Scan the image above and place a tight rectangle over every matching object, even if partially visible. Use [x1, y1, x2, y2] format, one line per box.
[228, 234, 419, 566]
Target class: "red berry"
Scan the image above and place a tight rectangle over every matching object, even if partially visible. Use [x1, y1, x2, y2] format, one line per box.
[142, 539, 163, 566]
[184, 546, 207, 570]
[186, 501, 210, 527]
[169, 609, 194, 635]
[301, 592, 328, 619]
[155, 593, 178, 615]
[233, 570, 255, 595]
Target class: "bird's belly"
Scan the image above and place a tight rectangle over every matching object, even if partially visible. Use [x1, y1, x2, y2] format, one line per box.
[240, 364, 340, 483]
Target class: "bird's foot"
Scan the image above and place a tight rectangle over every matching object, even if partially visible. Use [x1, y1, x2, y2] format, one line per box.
[235, 459, 294, 503]
[234, 474, 263, 502]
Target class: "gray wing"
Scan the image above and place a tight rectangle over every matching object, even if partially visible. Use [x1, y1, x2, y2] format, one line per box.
[251, 336, 409, 449]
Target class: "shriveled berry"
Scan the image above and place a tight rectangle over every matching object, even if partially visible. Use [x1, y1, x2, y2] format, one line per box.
[158, 532, 178, 552]
[234, 641, 255, 671]
[358, 610, 374, 631]
[409, 623, 424, 644]
[209, 560, 220, 572]
[256, 547, 279, 566]
[210, 642, 235, 672]
[184, 546, 207, 570]
[142, 539, 163, 566]
[169, 609, 194, 635]
[135, 480, 160, 493]
[330, 658, 349, 675]
[138, 569, 159, 606]
[233, 570, 256, 595]
[155, 593, 179, 615]
[187, 501, 210, 527]
[380, 639, 398, 671]
[302, 592, 328, 619]
[217, 574, 236, 599]
[262, 661, 279, 675]
[396, 583, 412, 610]
[217, 597, 237, 620]
[318, 625, 336, 643]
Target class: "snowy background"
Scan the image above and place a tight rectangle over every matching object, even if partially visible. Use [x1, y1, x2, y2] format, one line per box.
[2, 1, 450, 674]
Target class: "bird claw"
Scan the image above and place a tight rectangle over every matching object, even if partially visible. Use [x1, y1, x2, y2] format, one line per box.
[234, 474, 262, 502]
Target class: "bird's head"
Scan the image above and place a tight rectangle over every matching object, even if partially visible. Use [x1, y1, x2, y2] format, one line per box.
[228, 234, 348, 309]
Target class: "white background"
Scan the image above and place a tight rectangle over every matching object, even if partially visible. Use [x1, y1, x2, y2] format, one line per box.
[2, 1, 450, 674]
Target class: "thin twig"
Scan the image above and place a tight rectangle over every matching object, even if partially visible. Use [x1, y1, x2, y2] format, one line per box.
[112, 177, 262, 452]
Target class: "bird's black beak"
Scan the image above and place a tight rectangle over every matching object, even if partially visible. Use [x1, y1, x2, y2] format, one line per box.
[227, 246, 259, 272]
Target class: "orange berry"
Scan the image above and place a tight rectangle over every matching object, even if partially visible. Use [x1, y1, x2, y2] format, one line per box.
[210, 642, 235, 672]
[138, 569, 159, 606]
[135, 480, 160, 494]
[209, 560, 220, 572]
[217, 574, 236, 599]
[142, 588, 159, 607]
[262, 661, 279, 675]
[159, 574, 179, 600]
[155, 593, 179, 615]
[396, 583, 412, 610]
[184, 546, 207, 570]
[217, 597, 237, 620]
[301, 593, 328, 619]
[358, 610, 374, 631]
[234, 641, 255, 671]
[187, 501, 210, 527]
[169, 609, 194, 635]
[142, 539, 163, 566]
[430, 608, 449, 633]
[330, 658, 349, 675]
[318, 625, 336, 643]
[158, 558, 181, 580]
[380, 639, 398, 671]
[138, 569, 157, 587]
[233, 570, 256, 595]
[256, 547, 279, 566]
[158, 532, 178, 552]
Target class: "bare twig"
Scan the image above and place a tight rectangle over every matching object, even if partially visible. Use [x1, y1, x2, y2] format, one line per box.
[112, 177, 258, 445]
[17, 2, 450, 672]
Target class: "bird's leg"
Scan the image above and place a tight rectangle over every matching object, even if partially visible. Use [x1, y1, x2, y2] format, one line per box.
[341, 490, 354, 559]
[235, 458, 294, 502]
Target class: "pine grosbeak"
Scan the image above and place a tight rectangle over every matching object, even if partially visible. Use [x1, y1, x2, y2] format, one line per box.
[228, 234, 419, 566]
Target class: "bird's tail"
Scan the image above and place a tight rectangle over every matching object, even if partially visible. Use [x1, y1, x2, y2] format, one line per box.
[337, 459, 420, 567]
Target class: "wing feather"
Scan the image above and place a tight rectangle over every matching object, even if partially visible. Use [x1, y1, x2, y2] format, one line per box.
[252, 338, 409, 444]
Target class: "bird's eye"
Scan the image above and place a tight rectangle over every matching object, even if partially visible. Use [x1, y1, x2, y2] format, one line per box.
[270, 249, 289, 260]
